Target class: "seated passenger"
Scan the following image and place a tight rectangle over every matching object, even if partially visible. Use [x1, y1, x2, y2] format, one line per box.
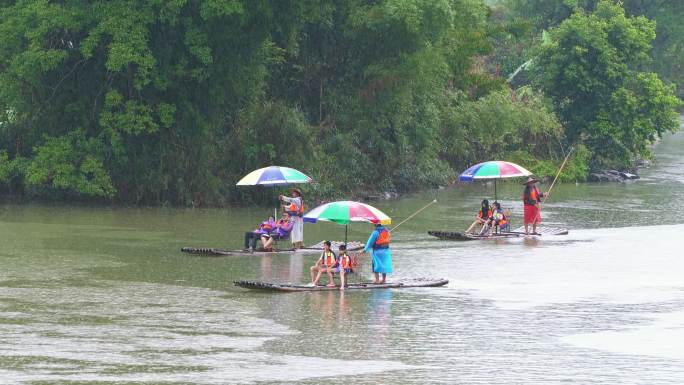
[309, 241, 337, 287]
[261, 212, 293, 251]
[332, 244, 354, 290]
[243, 215, 275, 251]
[480, 202, 508, 235]
[466, 199, 491, 234]
[497, 206, 511, 232]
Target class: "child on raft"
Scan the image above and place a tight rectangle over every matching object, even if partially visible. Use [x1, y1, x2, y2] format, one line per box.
[479, 201, 508, 235]
[332, 244, 354, 290]
[466, 199, 492, 234]
[309, 241, 337, 287]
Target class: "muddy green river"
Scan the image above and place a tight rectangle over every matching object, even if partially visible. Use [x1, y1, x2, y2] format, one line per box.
[1, 126, 684, 384]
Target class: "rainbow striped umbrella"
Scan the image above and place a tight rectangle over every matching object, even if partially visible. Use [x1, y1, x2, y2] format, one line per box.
[236, 166, 312, 186]
[304, 201, 391, 243]
[459, 161, 532, 200]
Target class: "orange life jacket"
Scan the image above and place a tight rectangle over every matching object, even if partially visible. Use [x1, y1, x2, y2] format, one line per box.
[524, 186, 540, 206]
[285, 199, 305, 217]
[373, 227, 390, 249]
[260, 221, 274, 232]
[338, 253, 353, 271]
[493, 210, 507, 226]
[319, 250, 337, 267]
[478, 209, 493, 219]
[276, 219, 292, 236]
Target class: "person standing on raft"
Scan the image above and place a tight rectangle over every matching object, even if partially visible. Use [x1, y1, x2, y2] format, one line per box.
[522, 177, 547, 235]
[363, 223, 392, 284]
[280, 188, 304, 249]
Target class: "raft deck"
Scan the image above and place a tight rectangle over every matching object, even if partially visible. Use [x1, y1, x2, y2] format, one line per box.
[427, 230, 520, 241]
[182, 240, 364, 257]
[234, 277, 449, 292]
[511, 226, 569, 235]
[428, 226, 569, 241]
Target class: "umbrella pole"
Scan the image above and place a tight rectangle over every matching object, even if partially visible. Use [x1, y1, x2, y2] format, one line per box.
[494, 179, 498, 202]
[345, 225, 348, 245]
[494, 180, 498, 234]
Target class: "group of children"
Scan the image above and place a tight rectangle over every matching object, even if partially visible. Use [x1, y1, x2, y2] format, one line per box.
[465, 199, 509, 236]
[308, 241, 354, 290]
[464, 177, 548, 236]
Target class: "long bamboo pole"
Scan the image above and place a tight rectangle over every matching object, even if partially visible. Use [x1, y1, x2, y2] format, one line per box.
[544, 147, 574, 203]
[389, 199, 438, 233]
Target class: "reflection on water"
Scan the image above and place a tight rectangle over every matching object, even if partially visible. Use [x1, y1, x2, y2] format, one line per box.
[522, 236, 541, 248]
[0, 130, 683, 383]
[368, 290, 393, 345]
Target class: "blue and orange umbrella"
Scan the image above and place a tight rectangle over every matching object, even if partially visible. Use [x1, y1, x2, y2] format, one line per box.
[236, 166, 312, 186]
[459, 161, 532, 201]
[237, 166, 312, 217]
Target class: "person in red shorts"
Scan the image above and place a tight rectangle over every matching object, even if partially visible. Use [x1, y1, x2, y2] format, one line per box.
[522, 177, 546, 235]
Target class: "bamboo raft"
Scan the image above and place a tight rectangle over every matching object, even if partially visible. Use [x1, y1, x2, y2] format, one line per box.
[512, 226, 569, 235]
[234, 277, 449, 292]
[428, 226, 568, 241]
[427, 231, 519, 241]
[181, 240, 365, 257]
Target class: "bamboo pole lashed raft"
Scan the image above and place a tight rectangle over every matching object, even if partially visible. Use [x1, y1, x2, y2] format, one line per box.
[182, 240, 364, 257]
[427, 226, 568, 241]
[234, 277, 449, 292]
[427, 230, 521, 241]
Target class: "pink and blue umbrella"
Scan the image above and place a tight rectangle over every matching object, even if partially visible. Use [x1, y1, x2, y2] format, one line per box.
[236, 166, 312, 186]
[459, 161, 532, 200]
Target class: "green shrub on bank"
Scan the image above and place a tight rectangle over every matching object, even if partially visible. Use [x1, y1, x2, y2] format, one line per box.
[508, 144, 589, 182]
[440, 89, 570, 174]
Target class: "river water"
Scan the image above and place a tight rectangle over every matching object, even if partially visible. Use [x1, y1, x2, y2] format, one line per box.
[1, 128, 684, 384]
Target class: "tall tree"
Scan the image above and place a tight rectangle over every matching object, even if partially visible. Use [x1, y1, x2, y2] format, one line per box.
[535, 1, 680, 167]
[0, 0, 314, 204]
[505, 0, 684, 96]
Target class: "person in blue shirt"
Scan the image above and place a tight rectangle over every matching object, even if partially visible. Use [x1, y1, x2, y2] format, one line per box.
[362, 223, 392, 284]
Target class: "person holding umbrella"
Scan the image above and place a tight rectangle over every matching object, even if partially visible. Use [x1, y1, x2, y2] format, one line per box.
[363, 223, 392, 284]
[522, 177, 546, 235]
[280, 188, 305, 249]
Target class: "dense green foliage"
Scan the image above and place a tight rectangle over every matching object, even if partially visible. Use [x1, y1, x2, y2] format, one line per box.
[534, 1, 680, 167]
[504, 0, 684, 96]
[0, 0, 680, 205]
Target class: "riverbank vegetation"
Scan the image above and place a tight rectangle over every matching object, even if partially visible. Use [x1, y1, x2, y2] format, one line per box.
[0, 0, 681, 206]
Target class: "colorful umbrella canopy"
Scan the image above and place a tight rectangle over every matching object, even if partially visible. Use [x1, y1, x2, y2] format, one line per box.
[459, 161, 532, 201]
[236, 166, 312, 186]
[458, 161, 532, 181]
[303, 201, 391, 225]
